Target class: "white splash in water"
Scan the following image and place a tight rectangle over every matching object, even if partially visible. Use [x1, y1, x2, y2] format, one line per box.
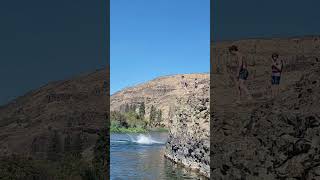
[128, 134, 164, 145]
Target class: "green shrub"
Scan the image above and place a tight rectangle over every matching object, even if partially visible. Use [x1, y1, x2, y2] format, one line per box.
[110, 110, 148, 133]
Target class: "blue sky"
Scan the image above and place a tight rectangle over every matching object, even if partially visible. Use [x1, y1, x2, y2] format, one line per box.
[0, 0, 106, 105]
[213, 0, 320, 41]
[110, 0, 210, 94]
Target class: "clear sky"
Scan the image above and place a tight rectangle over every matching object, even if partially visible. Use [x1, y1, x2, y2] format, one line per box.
[110, 0, 210, 94]
[0, 0, 107, 105]
[213, 0, 320, 41]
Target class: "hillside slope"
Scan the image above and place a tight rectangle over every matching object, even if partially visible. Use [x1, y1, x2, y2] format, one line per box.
[0, 69, 108, 160]
[111, 73, 209, 127]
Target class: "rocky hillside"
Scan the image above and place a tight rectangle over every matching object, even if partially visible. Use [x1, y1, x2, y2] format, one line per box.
[111, 73, 209, 127]
[211, 36, 320, 179]
[111, 73, 210, 178]
[212, 36, 320, 100]
[0, 69, 108, 160]
[165, 79, 210, 178]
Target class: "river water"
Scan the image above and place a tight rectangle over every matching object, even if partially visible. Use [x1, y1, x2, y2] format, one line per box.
[110, 132, 207, 180]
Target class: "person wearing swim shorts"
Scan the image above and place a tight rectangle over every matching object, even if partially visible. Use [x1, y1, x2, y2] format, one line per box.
[271, 52, 283, 98]
[229, 45, 252, 103]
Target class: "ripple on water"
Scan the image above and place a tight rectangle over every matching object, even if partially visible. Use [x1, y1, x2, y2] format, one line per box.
[110, 132, 208, 180]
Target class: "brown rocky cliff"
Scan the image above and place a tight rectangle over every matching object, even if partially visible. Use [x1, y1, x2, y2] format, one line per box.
[0, 69, 108, 160]
[165, 79, 210, 178]
[110, 73, 209, 127]
[211, 36, 320, 179]
[111, 73, 211, 178]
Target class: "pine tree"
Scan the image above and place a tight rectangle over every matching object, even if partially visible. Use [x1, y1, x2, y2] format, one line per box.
[130, 104, 137, 112]
[124, 104, 129, 113]
[157, 110, 162, 124]
[119, 113, 128, 128]
[149, 105, 156, 126]
[139, 102, 145, 119]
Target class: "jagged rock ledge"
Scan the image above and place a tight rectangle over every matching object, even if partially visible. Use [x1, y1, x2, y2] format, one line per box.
[164, 80, 210, 178]
[164, 153, 209, 179]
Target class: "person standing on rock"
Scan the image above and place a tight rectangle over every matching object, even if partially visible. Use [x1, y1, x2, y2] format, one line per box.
[181, 75, 188, 93]
[271, 52, 283, 98]
[228, 45, 252, 103]
[194, 78, 198, 89]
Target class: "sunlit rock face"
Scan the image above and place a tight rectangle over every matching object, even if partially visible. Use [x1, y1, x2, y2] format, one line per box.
[111, 73, 209, 127]
[111, 73, 210, 178]
[165, 79, 210, 178]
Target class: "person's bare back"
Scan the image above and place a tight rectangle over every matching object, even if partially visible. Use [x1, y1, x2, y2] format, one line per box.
[228, 45, 252, 103]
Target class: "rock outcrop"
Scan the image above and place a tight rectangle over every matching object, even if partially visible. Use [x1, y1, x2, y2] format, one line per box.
[0, 69, 108, 160]
[111, 73, 211, 178]
[165, 78, 210, 178]
[211, 36, 320, 179]
[111, 73, 209, 127]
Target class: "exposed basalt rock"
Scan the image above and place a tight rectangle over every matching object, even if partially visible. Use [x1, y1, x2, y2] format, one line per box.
[211, 36, 320, 180]
[165, 79, 210, 178]
[111, 73, 209, 127]
[0, 69, 108, 160]
[110, 73, 210, 176]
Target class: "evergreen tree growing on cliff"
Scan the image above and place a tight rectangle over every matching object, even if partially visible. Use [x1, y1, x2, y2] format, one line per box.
[139, 102, 145, 119]
[149, 105, 156, 126]
[131, 104, 137, 112]
[157, 109, 162, 125]
[124, 104, 129, 113]
[111, 111, 129, 128]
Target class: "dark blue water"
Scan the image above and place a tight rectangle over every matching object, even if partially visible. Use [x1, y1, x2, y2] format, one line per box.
[110, 132, 207, 180]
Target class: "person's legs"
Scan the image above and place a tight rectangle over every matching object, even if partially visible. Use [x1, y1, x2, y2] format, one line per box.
[236, 80, 241, 102]
[272, 76, 280, 97]
[276, 76, 281, 96]
[270, 76, 281, 98]
[271, 76, 276, 98]
[241, 79, 252, 100]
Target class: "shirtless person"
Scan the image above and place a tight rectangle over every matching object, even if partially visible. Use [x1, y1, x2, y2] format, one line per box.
[271, 52, 283, 98]
[181, 75, 188, 93]
[194, 78, 198, 89]
[228, 45, 252, 103]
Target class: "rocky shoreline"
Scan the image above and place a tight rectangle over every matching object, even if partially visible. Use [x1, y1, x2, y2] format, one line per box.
[164, 153, 210, 179]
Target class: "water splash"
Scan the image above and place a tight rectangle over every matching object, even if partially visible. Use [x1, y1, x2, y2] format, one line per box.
[128, 134, 165, 145]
